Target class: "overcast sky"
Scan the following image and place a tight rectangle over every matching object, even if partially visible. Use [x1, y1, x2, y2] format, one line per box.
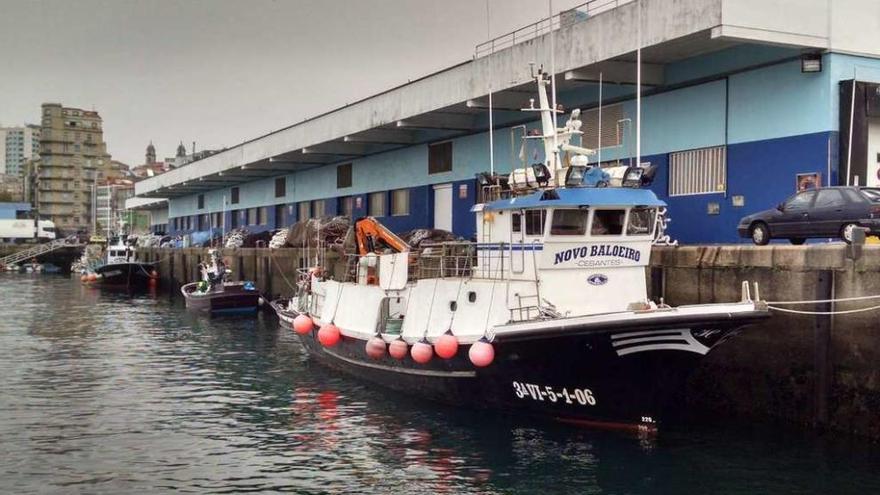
[0, 0, 584, 166]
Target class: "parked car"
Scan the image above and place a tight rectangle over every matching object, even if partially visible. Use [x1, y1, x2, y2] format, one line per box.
[737, 186, 880, 245]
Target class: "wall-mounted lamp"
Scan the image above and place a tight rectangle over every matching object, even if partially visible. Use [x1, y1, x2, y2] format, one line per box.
[801, 53, 822, 73]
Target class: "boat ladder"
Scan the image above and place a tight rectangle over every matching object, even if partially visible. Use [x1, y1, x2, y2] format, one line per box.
[0, 236, 79, 266]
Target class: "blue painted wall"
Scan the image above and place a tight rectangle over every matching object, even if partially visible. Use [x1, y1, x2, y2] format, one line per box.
[0, 202, 31, 219]
[644, 131, 837, 244]
[163, 51, 880, 243]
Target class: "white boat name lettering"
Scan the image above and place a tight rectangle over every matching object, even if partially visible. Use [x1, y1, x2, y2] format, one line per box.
[512, 381, 597, 406]
[553, 245, 640, 265]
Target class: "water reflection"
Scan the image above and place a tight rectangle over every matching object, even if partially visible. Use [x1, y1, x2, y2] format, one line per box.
[0, 274, 878, 494]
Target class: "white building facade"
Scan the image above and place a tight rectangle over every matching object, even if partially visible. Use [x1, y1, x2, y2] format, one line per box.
[0, 125, 40, 176]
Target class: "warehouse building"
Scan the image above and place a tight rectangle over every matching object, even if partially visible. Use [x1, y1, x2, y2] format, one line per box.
[134, 0, 880, 244]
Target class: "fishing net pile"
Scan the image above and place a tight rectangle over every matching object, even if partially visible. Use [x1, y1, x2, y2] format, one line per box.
[224, 228, 249, 248]
[160, 235, 183, 248]
[399, 228, 460, 250]
[269, 228, 290, 249]
[135, 234, 165, 248]
[223, 228, 276, 248]
[286, 216, 352, 252]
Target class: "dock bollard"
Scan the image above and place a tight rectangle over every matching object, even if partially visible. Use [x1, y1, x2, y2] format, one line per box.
[848, 227, 867, 261]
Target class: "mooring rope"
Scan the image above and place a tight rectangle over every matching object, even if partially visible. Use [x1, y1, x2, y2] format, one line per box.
[767, 304, 880, 315]
[767, 294, 880, 305]
[268, 249, 298, 293]
[764, 292, 880, 315]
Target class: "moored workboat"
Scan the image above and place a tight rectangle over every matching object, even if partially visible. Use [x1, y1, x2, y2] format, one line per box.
[82, 234, 158, 289]
[181, 249, 262, 314]
[271, 69, 770, 431]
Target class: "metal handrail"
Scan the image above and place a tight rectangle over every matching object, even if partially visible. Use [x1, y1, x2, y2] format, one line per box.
[0, 235, 80, 266]
[474, 0, 632, 58]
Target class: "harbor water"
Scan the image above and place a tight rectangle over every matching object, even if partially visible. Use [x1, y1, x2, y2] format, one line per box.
[2, 274, 879, 494]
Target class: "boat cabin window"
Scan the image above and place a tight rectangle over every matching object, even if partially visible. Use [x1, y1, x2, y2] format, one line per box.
[550, 209, 588, 235]
[591, 209, 625, 236]
[626, 207, 656, 236]
[512, 213, 521, 233]
[524, 210, 546, 236]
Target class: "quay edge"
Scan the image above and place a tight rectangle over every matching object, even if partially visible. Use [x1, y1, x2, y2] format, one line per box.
[138, 243, 880, 440]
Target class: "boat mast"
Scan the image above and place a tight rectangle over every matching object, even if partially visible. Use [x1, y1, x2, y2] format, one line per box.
[549, 0, 558, 175]
[486, 0, 495, 175]
[636, 0, 642, 169]
[598, 71, 603, 165]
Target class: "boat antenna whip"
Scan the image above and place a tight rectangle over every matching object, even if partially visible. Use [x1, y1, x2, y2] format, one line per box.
[485, 0, 495, 175]
[549, 0, 558, 176]
[636, 0, 642, 169]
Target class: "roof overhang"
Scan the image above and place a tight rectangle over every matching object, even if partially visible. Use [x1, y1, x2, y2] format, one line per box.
[125, 197, 168, 211]
[135, 0, 837, 200]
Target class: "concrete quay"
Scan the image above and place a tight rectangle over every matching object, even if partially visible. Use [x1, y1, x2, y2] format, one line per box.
[651, 244, 880, 439]
[139, 243, 880, 439]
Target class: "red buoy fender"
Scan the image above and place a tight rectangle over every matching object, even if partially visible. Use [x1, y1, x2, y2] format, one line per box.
[434, 332, 459, 359]
[389, 339, 408, 359]
[293, 314, 314, 335]
[411, 341, 433, 364]
[365, 336, 386, 359]
[468, 338, 495, 367]
[318, 323, 341, 347]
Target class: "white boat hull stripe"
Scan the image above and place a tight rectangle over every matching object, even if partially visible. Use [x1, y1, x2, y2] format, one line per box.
[616, 342, 710, 356]
[611, 328, 690, 339]
[612, 335, 690, 347]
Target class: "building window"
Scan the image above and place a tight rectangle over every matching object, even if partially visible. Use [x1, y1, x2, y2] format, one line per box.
[257, 206, 267, 225]
[212, 212, 222, 228]
[668, 146, 727, 197]
[428, 141, 452, 174]
[524, 210, 545, 236]
[337, 163, 352, 188]
[312, 199, 326, 218]
[391, 188, 410, 216]
[198, 194, 204, 209]
[231, 187, 239, 204]
[247, 207, 257, 225]
[298, 201, 310, 221]
[275, 177, 286, 198]
[369, 191, 386, 217]
[230, 210, 239, 228]
[274, 204, 285, 227]
[339, 196, 353, 217]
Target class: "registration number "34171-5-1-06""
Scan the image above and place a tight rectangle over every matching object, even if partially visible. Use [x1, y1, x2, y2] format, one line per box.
[513, 381, 597, 406]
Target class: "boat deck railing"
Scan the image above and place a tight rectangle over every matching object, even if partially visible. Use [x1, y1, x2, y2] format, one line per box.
[416, 240, 541, 282]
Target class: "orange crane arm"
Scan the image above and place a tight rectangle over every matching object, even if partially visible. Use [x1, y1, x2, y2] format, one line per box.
[355, 217, 410, 255]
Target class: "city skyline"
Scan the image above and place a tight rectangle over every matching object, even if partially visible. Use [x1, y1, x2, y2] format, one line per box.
[0, 0, 584, 167]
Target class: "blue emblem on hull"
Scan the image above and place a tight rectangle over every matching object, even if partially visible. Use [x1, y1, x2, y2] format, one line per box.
[587, 274, 608, 286]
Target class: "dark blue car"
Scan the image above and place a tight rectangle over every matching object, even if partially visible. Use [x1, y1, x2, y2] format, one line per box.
[737, 186, 880, 245]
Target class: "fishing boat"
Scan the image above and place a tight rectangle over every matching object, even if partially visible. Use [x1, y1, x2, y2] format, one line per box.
[82, 219, 158, 288]
[181, 249, 262, 314]
[271, 69, 769, 431]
